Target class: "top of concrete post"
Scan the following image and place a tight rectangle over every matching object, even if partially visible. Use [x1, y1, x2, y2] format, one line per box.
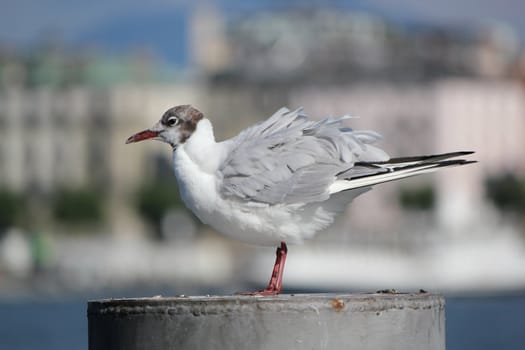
[88, 292, 443, 315]
[88, 292, 445, 350]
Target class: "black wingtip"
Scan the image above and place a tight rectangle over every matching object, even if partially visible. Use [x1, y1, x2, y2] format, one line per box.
[384, 151, 476, 164]
[435, 159, 478, 168]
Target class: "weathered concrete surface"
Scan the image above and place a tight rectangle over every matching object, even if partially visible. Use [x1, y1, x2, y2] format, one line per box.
[88, 293, 445, 350]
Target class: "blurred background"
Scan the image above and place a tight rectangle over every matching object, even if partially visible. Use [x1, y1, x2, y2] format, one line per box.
[1, 0, 525, 349]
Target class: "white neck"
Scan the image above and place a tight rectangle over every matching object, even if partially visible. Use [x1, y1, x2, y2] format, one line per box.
[177, 118, 224, 173]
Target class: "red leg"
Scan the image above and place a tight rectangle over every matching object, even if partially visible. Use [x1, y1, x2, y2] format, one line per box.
[239, 242, 288, 296]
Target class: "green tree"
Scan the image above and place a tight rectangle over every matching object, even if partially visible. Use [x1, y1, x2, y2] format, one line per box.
[399, 184, 435, 211]
[0, 189, 26, 230]
[485, 173, 525, 213]
[135, 181, 187, 237]
[52, 187, 105, 225]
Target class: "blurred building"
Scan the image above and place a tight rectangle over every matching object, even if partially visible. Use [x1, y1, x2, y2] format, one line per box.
[0, 87, 93, 192]
[0, 7, 524, 241]
[193, 9, 522, 83]
[0, 46, 201, 237]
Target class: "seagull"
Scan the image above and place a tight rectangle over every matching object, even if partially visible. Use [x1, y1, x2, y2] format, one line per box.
[126, 105, 475, 295]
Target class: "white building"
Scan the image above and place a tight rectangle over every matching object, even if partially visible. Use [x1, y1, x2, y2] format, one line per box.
[0, 83, 202, 236]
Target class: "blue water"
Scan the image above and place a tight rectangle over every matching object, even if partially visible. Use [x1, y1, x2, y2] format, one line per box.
[446, 296, 525, 350]
[0, 300, 86, 350]
[0, 295, 524, 349]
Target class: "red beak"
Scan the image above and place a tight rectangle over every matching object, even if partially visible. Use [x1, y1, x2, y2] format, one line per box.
[125, 130, 160, 144]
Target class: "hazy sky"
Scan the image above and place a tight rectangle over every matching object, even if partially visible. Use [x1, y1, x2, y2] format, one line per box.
[1, 0, 523, 64]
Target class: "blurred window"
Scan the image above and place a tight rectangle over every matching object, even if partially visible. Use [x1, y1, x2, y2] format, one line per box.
[0, 141, 4, 175]
[53, 113, 67, 127]
[24, 113, 40, 129]
[0, 99, 5, 127]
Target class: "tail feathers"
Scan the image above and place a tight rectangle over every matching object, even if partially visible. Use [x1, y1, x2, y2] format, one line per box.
[375, 151, 474, 165]
[329, 152, 476, 194]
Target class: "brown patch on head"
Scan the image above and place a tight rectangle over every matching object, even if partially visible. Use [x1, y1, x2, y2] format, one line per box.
[161, 105, 204, 143]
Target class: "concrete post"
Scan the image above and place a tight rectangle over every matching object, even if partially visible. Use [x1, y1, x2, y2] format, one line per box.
[88, 293, 445, 350]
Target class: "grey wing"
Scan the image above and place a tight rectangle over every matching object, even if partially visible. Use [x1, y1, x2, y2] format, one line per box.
[218, 107, 389, 205]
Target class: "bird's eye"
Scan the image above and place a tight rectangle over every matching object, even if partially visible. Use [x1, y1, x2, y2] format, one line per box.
[166, 116, 179, 127]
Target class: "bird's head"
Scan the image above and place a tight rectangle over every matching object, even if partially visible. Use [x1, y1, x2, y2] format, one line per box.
[126, 105, 203, 148]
